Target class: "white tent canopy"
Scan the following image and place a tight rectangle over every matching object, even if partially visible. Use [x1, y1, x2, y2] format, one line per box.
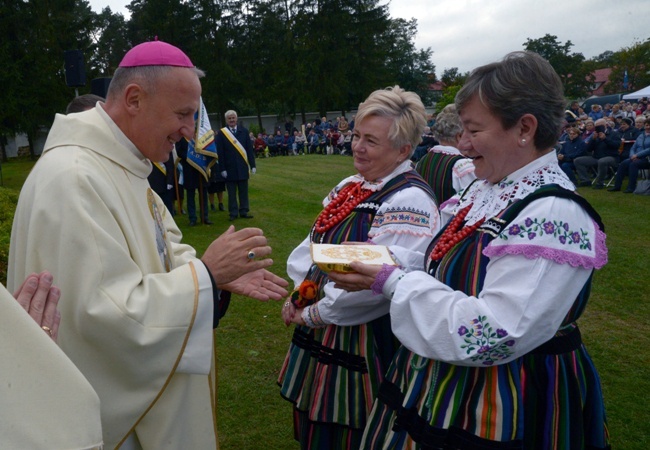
[623, 85, 650, 100]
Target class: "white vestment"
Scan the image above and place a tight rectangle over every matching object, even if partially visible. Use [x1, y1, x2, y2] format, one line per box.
[0, 284, 103, 449]
[8, 105, 217, 449]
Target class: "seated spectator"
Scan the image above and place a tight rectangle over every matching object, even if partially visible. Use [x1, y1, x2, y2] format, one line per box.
[582, 119, 595, 143]
[338, 116, 349, 133]
[318, 130, 327, 154]
[269, 129, 282, 156]
[577, 107, 588, 120]
[294, 131, 306, 155]
[327, 129, 340, 154]
[319, 116, 330, 133]
[336, 130, 345, 153]
[574, 118, 621, 188]
[568, 101, 580, 118]
[280, 131, 291, 156]
[603, 103, 612, 117]
[341, 130, 352, 155]
[307, 129, 320, 154]
[588, 104, 604, 121]
[608, 121, 650, 193]
[254, 133, 266, 158]
[638, 98, 648, 115]
[622, 104, 637, 119]
[608, 116, 620, 131]
[557, 127, 587, 184]
[564, 109, 577, 124]
[617, 117, 641, 160]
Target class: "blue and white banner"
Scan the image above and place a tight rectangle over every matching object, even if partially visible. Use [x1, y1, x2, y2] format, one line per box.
[187, 97, 218, 182]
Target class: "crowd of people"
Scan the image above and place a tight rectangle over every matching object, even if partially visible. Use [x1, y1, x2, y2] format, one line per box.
[566, 99, 649, 124]
[251, 116, 355, 157]
[3, 41, 619, 450]
[557, 99, 649, 192]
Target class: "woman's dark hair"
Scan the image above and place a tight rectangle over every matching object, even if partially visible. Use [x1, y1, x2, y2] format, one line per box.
[455, 51, 565, 150]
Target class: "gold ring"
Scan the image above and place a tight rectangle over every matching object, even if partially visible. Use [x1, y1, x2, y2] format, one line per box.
[247, 251, 256, 259]
[41, 325, 52, 336]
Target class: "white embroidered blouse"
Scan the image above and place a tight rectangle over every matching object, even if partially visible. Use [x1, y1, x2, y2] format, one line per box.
[384, 152, 608, 366]
[287, 161, 440, 325]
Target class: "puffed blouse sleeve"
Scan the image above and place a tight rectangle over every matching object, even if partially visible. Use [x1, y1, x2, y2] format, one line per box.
[383, 196, 607, 366]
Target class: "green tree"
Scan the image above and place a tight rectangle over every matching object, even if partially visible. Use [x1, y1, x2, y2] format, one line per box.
[592, 50, 616, 65]
[127, 0, 193, 46]
[440, 67, 467, 88]
[605, 38, 650, 94]
[16, 0, 96, 157]
[90, 7, 130, 77]
[524, 34, 594, 99]
[435, 85, 462, 114]
[341, 0, 394, 110]
[383, 18, 436, 106]
[188, 0, 237, 123]
[0, 0, 26, 159]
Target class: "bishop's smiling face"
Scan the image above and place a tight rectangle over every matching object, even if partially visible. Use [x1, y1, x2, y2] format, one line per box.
[132, 67, 201, 163]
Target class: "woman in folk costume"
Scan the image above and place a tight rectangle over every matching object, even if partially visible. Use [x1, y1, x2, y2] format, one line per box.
[415, 105, 476, 204]
[278, 86, 441, 449]
[330, 52, 611, 450]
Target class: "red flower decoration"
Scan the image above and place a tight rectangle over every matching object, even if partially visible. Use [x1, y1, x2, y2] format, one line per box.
[299, 281, 317, 300]
[291, 280, 319, 308]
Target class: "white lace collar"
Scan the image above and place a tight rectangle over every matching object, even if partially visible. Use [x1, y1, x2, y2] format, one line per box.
[431, 145, 462, 156]
[457, 152, 575, 225]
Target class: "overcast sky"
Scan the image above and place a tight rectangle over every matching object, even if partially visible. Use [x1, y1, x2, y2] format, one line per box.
[88, 0, 649, 77]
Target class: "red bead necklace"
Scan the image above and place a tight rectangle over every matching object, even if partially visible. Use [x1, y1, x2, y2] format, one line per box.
[314, 182, 373, 234]
[429, 205, 484, 261]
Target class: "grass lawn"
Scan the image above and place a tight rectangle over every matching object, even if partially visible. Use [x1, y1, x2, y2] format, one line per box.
[1, 154, 648, 449]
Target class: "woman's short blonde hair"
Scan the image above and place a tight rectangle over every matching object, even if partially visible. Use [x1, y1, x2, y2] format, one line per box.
[354, 85, 426, 155]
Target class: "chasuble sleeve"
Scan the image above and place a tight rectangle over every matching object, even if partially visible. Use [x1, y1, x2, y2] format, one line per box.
[0, 284, 103, 450]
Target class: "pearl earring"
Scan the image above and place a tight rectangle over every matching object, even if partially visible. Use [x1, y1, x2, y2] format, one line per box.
[521, 139, 526, 145]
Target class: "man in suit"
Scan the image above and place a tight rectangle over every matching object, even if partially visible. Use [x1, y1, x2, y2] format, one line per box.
[176, 137, 211, 226]
[217, 110, 256, 220]
[147, 152, 175, 215]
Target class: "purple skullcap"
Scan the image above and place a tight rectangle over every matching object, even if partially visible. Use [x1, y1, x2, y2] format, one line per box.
[118, 38, 194, 68]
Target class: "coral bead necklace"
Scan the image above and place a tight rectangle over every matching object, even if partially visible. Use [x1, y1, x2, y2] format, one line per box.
[429, 205, 485, 261]
[314, 182, 373, 234]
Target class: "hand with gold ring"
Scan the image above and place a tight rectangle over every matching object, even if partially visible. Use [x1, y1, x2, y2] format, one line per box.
[13, 271, 61, 342]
